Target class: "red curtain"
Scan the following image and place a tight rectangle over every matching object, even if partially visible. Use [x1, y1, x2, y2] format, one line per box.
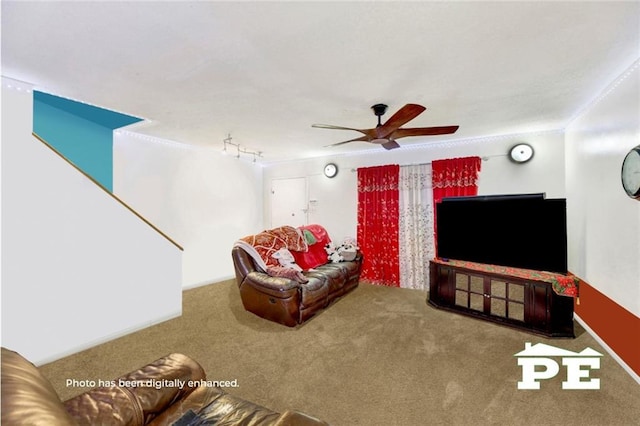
[432, 156, 482, 255]
[357, 165, 400, 287]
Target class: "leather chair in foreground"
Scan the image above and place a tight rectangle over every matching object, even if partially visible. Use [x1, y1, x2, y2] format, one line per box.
[1, 347, 328, 425]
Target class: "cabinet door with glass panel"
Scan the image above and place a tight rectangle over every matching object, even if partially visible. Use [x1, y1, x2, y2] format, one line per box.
[454, 272, 525, 322]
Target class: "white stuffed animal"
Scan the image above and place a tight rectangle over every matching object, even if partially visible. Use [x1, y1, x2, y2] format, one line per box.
[271, 248, 303, 272]
[336, 238, 359, 261]
[328, 251, 343, 263]
[337, 243, 357, 261]
[325, 242, 344, 263]
[341, 237, 359, 249]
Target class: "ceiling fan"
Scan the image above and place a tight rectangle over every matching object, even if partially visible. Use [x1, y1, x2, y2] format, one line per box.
[312, 103, 459, 150]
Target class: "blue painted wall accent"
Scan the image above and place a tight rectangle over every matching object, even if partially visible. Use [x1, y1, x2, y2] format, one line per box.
[33, 91, 142, 192]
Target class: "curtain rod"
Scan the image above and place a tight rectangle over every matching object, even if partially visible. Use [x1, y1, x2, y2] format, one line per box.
[349, 154, 504, 172]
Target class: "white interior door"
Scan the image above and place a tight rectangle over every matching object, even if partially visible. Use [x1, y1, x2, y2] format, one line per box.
[271, 177, 307, 227]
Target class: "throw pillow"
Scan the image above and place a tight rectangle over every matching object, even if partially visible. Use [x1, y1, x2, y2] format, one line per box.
[302, 229, 317, 245]
[292, 224, 332, 270]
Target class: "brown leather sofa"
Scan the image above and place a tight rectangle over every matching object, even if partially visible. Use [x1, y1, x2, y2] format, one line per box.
[1, 347, 328, 425]
[232, 245, 362, 327]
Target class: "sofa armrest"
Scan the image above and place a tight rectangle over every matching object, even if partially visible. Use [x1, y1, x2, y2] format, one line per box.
[1, 347, 77, 426]
[274, 410, 331, 426]
[63, 353, 205, 426]
[243, 271, 301, 295]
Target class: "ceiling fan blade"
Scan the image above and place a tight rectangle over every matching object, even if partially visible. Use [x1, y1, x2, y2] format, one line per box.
[376, 104, 426, 139]
[312, 124, 378, 138]
[324, 135, 370, 147]
[312, 123, 362, 131]
[382, 140, 401, 150]
[390, 125, 459, 139]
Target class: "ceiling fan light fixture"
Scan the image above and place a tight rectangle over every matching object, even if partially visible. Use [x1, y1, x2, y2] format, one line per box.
[371, 138, 389, 144]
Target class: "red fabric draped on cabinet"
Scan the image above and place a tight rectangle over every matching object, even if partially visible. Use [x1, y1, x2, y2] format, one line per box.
[432, 156, 482, 255]
[357, 165, 400, 287]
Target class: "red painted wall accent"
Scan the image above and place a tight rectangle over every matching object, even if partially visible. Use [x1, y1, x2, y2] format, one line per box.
[574, 278, 640, 376]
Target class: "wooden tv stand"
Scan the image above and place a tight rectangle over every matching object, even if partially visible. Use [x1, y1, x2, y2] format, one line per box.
[428, 260, 575, 338]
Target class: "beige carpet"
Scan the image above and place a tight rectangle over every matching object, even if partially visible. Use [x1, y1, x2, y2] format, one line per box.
[41, 280, 640, 425]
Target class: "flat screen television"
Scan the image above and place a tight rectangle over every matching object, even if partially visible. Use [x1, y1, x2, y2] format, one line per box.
[436, 193, 567, 273]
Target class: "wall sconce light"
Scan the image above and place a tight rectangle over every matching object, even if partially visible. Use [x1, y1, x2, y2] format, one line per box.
[222, 133, 262, 162]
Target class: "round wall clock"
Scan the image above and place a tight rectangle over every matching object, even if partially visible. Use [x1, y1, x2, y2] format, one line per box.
[509, 143, 534, 164]
[621, 145, 640, 199]
[324, 163, 338, 178]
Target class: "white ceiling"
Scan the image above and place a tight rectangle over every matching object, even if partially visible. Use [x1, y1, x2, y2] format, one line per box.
[2, 1, 639, 162]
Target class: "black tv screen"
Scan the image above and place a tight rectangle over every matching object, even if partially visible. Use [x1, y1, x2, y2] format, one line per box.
[436, 193, 567, 273]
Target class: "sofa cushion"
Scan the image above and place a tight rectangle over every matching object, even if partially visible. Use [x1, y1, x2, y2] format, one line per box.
[319, 261, 361, 281]
[267, 266, 309, 283]
[152, 387, 281, 425]
[1, 347, 76, 426]
[299, 276, 328, 307]
[196, 393, 281, 424]
[149, 386, 329, 426]
[310, 265, 346, 295]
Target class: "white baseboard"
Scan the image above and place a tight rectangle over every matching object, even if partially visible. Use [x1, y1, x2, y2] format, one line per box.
[33, 278, 236, 365]
[574, 313, 640, 385]
[182, 275, 235, 290]
[33, 310, 181, 366]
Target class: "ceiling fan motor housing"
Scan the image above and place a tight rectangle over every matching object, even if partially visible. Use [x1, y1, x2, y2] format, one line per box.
[371, 103, 388, 117]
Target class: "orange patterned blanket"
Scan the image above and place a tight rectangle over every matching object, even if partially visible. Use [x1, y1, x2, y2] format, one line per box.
[236, 226, 308, 269]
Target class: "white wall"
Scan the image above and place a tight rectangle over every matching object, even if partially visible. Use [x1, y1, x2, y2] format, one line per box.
[1, 77, 183, 365]
[262, 131, 566, 243]
[113, 132, 263, 288]
[565, 60, 640, 316]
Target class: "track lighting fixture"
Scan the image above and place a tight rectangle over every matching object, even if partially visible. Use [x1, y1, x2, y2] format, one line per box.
[222, 133, 262, 162]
